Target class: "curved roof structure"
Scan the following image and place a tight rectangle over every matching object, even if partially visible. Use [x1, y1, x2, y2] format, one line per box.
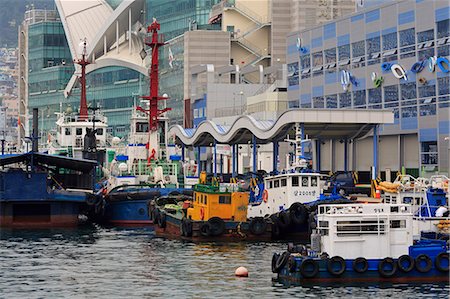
[169, 109, 394, 146]
[55, 0, 147, 97]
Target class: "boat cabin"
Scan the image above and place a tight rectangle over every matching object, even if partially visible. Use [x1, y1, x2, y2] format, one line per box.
[187, 184, 248, 222]
[247, 172, 325, 218]
[316, 203, 413, 259]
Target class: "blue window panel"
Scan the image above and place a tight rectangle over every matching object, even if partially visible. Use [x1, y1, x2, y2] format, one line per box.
[323, 23, 336, 40]
[301, 93, 311, 104]
[288, 85, 299, 91]
[435, 7, 450, 22]
[405, 71, 416, 82]
[419, 128, 437, 142]
[401, 117, 418, 130]
[382, 27, 397, 35]
[365, 9, 380, 23]
[337, 34, 350, 47]
[287, 44, 297, 54]
[351, 14, 364, 22]
[439, 121, 450, 135]
[312, 86, 324, 97]
[325, 71, 337, 84]
[312, 37, 323, 48]
[398, 11, 415, 25]
[366, 31, 380, 39]
[416, 0, 424, 3]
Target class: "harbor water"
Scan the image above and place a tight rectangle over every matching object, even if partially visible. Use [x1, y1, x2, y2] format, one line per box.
[0, 225, 448, 298]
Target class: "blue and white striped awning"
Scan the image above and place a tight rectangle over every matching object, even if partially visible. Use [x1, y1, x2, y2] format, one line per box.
[169, 109, 394, 146]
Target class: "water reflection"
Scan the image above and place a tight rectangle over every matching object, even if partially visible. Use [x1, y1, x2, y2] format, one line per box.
[0, 227, 448, 298]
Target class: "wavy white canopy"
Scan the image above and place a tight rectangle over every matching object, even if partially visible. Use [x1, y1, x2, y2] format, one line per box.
[169, 109, 394, 146]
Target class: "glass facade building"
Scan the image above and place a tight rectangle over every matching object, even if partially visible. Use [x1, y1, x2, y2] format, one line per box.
[286, 0, 450, 174]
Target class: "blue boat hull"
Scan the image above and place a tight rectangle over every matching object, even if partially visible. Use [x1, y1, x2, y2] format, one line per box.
[104, 199, 152, 226]
[0, 201, 82, 228]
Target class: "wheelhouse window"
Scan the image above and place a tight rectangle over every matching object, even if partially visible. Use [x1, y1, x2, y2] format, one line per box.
[65, 128, 71, 135]
[274, 180, 280, 188]
[76, 128, 82, 135]
[219, 195, 231, 204]
[390, 220, 406, 228]
[336, 220, 386, 236]
[281, 178, 287, 187]
[136, 122, 149, 133]
[311, 177, 318, 187]
[97, 128, 104, 135]
[292, 176, 299, 187]
[301, 177, 309, 187]
[268, 181, 273, 189]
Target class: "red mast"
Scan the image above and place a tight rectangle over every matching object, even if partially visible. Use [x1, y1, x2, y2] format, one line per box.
[138, 19, 171, 131]
[74, 39, 89, 121]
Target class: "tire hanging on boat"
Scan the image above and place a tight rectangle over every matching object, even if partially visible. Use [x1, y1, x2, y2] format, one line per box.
[277, 211, 291, 229]
[300, 259, 319, 278]
[397, 254, 415, 272]
[275, 251, 290, 272]
[269, 214, 281, 237]
[183, 218, 193, 237]
[200, 222, 211, 237]
[378, 257, 397, 277]
[158, 211, 167, 228]
[249, 217, 268, 235]
[289, 203, 308, 225]
[415, 254, 432, 273]
[327, 256, 346, 276]
[435, 252, 449, 272]
[352, 257, 369, 273]
[272, 253, 280, 273]
[207, 217, 226, 236]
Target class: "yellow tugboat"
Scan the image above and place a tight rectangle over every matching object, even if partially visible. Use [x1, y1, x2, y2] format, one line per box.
[152, 173, 273, 241]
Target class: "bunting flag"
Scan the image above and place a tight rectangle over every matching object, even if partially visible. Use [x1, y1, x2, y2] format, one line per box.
[168, 47, 174, 69]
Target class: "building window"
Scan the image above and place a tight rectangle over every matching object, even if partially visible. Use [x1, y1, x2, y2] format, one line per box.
[324, 48, 336, 64]
[438, 45, 450, 57]
[401, 82, 417, 100]
[353, 90, 366, 107]
[421, 141, 438, 165]
[326, 94, 338, 108]
[312, 51, 323, 66]
[399, 28, 415, 47]
[417, 29, 434, 43]
[393, 108, 399, 119]
[438, 77, 449, 95]
[338, 44, 350, 61]
[300, 54, 311, 69]
[439, 96, 450, 108]
[382, 32, 398, 51]
[401, 106, 417, 118]
[384, 85, 399, 102]
[352, 40, 365, 68]
[366, 36, 381, 65]
[420, 104, 436, 116]
[339, 92, 352, 108]
[418, 83, 436, 98]
[368, 87, 382, 104]
[313, 96, 324, 108]
[437, 19, 450, 39]
[418, 48, 435, 61]
[288, 62, 299, 87]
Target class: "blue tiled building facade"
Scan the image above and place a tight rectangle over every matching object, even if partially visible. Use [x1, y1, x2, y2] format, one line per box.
[286, 0, 449, 175]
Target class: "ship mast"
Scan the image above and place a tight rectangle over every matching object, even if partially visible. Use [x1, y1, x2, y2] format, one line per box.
[74, 39, 89, 121]
[138, 19, 171, 161]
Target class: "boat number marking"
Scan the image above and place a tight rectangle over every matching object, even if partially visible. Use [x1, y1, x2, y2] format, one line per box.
[374, 208, 384, 213]
[294, 190, 316, 196]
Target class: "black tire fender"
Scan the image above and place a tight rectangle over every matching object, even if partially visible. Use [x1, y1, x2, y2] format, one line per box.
[415, 254, 432, 273]
[352, 257, 369, 273]
[274, 251, 290, 272]
[378, 257, 397, 277]
[249, 217, 268, 235]
[327, 256, 346, 276]
[397, 254, 415, 273]
[207, 217, 226, 236]
[435, 252, 449, 272]
[300, 259, 319, 278]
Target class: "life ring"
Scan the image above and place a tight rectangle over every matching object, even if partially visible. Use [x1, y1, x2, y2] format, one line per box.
[207, 217, 225, 236]
[352, 257, 369, 273]
[158, 211, 167, 228]
[378, 257, 397, 277]
[249, 217, 268, 235]
[397, 254, 415, 272]
[300, 259, 319, 278]
[275, 251, 290, 272]
[276, 210, 291, 229]
[289, 203, 308, 225]
[288, 255, 297, 272]
[200, 207, 205, 220]
[435, 252, 449, 272]
[262, 189, 268, 202]
[327, 256, 346, 276]
[415, 254, 432, 273]
[272, 253, 280, 273]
